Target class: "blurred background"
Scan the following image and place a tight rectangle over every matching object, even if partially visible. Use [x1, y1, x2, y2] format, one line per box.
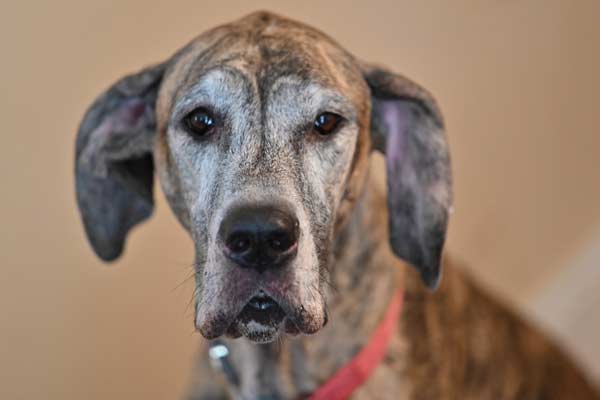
[1, 0, 599, 398]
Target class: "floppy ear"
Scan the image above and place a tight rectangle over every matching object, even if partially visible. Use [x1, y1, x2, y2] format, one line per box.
[75, 62, 167, 262]
[362, 63, 452, 289]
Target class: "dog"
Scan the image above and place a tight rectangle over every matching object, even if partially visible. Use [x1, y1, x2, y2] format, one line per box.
[74, 11, 599, 399]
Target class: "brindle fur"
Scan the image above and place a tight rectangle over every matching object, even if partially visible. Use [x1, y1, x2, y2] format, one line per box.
[74, 11, 599, 400]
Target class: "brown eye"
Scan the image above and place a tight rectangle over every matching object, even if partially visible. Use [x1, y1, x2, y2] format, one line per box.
[313, 112, 343, 136]
[183, 108, 216, 138]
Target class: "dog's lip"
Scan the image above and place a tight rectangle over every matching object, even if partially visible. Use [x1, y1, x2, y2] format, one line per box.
[196, 289, 284, 339]
[247, 290, 277, 310]
[228, 289, 305, 334]
[227, 290, 288, 342]
[196, 287, 325, 340]
[235, 290, 286, 322]
[228, 290, 320, 337]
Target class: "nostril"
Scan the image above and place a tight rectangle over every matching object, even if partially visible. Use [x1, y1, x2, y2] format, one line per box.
[268, 231, 295, 253]
[226, 232, 253, 254]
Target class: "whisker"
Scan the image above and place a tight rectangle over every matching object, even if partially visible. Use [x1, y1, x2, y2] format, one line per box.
[170, 269, 199, 293]
[184, 286, 200, 317]
[319, 269, 338, 293]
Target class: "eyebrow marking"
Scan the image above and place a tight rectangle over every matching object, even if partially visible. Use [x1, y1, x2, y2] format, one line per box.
[170, 66, 254, 125]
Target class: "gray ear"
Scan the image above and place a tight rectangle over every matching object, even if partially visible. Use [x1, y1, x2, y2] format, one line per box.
[362, 63, 452, 289]
[75, 62, 167, 262]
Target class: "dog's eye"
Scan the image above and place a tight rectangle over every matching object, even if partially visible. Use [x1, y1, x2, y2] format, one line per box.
[313, 112, 343, 136]
[183, 108, 216, 138]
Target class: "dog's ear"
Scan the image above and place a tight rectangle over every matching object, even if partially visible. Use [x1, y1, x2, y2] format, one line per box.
[75, 62, 167, 262]
[362, 62, 452, 289]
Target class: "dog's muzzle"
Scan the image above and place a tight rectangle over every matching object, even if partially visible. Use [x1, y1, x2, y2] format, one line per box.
[208, 203, 304, 342]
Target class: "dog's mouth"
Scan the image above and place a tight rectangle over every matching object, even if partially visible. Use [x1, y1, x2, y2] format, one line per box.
[196, 268, 327, 342]
[240, 291, 286, 325]
[229, 290, 288, 343]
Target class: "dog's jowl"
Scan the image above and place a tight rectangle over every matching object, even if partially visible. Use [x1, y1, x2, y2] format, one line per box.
[74, 11, 599, 400]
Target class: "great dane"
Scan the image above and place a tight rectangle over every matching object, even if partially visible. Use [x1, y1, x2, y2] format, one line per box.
[74, 11, 599, 399]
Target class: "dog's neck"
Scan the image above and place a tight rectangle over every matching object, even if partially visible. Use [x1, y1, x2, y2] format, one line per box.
[219, 173, 405, 399]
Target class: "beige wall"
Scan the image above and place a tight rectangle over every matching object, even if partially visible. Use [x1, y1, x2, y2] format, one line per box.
[1, 0, 599, 398]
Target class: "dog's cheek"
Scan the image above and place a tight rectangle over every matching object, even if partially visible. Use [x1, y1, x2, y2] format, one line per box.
[313, 132, 361, 258]
[334, 123, 371, 233]
[155, 141, 194, 231]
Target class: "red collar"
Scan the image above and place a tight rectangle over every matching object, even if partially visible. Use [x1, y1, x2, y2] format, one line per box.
[308, 286, 404, 400]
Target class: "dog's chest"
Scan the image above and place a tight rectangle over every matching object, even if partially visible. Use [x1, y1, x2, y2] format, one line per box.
[350, 332, 412, 399]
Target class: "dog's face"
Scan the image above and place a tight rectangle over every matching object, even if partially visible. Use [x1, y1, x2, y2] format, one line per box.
[154, 21, 371, 342]
[75, 12, 452, 343]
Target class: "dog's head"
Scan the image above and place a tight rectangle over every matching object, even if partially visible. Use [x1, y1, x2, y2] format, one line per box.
[75, 11, 451, 343]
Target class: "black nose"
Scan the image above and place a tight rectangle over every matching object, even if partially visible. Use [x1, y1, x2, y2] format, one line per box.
[219, 205, 299, 272]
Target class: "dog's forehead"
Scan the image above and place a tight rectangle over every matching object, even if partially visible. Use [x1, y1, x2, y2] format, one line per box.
[158, 11, 368, 121]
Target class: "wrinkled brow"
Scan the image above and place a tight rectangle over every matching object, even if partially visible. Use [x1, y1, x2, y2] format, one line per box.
[265, 76, 358, 124]
[170, 66, 357, 127]
[169, 67, 254, 123]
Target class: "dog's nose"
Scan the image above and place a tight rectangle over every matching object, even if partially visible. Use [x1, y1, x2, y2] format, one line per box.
[219, 205, 299, 272]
